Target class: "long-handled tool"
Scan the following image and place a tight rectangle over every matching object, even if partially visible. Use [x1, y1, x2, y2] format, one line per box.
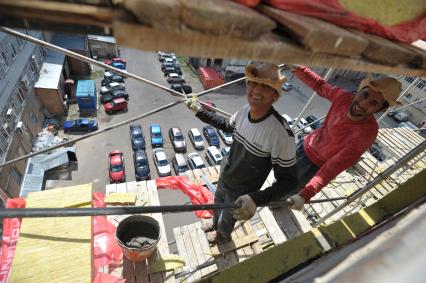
[0, 197, 347, 219]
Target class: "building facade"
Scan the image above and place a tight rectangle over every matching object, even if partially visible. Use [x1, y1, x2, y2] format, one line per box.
[400, 77, 426, 125]
[0, 30, 46, 202]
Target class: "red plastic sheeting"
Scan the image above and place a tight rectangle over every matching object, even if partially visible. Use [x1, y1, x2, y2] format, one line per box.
[92, 192, 124, 283]
[0, 198, 26, 283]
[198, 67, 225, 90]
[233, 0, 425, 43]
[156, 176, 214, 219]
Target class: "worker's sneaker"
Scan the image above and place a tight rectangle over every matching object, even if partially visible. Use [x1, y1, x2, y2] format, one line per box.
[206, 231, 231, 245]
[201, 221, 215, 232]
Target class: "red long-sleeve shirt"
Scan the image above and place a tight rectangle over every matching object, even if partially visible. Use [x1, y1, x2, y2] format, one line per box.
[294, 66, 378, 201]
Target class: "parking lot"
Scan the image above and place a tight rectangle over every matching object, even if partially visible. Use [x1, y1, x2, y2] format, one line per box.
[52, 47, 350, 241]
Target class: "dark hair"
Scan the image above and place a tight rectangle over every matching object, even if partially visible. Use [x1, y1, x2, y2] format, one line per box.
[379, 101, 389, 112]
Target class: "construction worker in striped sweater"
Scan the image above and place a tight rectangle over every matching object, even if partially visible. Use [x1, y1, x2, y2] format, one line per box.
[186, 63, 298, 243]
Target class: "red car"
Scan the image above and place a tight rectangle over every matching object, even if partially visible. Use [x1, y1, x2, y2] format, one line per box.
[104, 97, 128, 114]
[108, 150, 125, 183]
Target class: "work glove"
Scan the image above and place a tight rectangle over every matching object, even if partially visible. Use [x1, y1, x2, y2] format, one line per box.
[233, 195, 257, 220]
[185, 97, 201, 113]
[287, 194, 305, 211]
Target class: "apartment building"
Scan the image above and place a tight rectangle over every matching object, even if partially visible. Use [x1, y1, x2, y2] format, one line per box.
[400, 77, 426, 125]
[0, 30, 46, 202]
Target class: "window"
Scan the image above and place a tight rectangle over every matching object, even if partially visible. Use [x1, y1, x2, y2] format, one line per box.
[17, 37, 24, 48]
[0, 54, 8, 73]
[2, 123, 11, 137]
[8, 43, 17, 59]
[416, 80, 425, 90]
[404, 77, 415, 83]
[405, 93, 413, 99]
[10, 167, 23, 186]
[16, 88, 26, 103]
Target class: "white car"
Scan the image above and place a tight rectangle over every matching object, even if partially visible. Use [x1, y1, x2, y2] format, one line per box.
[297, 118, 313, 134]
[205, 146, 223, 166]
[188, 128, 204, 150]
[187, 152, 206, 170]
[281, 114, 294, 127]
[100, 82, 125, 94]
[168, 73, 184, 80]
[218, 129, 233, 145]
[153, 148, 171, 176]
[220, 146, 230, 157]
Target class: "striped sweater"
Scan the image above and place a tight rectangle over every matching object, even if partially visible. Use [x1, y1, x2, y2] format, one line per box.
[196, 105, 298, 206]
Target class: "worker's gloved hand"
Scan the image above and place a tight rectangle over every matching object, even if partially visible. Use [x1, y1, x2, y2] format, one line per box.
[287, 194, 305, 211]
[233, 195, 257, 220]
[185, 97, 201, 113]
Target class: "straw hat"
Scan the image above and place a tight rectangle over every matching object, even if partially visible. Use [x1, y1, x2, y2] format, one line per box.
[358, 76, 402, 106]
[245, 63, 287, 96]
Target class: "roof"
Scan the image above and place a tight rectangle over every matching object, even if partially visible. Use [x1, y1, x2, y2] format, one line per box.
[44, 49, 65, 65]
[34, 63, 63, 89]
[52, 33, 86, 50]
[76, 80, 96, 97]
[88, 34, 116, 44]
[20, 147, 77, 198]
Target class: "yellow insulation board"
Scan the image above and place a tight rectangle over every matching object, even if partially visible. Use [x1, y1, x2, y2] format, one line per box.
[10, 184, 93, 283]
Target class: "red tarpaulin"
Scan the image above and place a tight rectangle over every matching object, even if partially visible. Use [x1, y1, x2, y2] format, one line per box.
[198, 67, 225, 90]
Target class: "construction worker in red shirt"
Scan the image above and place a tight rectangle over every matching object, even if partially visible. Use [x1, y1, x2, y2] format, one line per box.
[286, 65, 402, 210]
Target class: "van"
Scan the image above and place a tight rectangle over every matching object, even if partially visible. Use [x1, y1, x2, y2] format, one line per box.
[172, 153, 189, 175]
[205, 146, 223, 166]
[393, 112, 409, 122]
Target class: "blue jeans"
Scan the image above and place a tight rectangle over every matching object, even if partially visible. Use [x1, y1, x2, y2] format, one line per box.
[212, 180, 242, 239]
[296, 140, 320, 190]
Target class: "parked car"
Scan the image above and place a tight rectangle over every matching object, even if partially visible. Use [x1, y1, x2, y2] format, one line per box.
[130, 124, 146, 151]
[205, 146, 223, 166]
[104, 97, 128, 114]
[108, 150, 125, 183]
[163, 67, 182, 76]
[104, 70, 119, 79]
[167, 74, 185, 84]
[187, 152, 206, 170]
[100, 90, 129, 104]
[203, 126, 220, 148]
[169, 127, 187, 152]
[220, 146, 230, 157]
[153, 148, 171, 176]
[171, 84, 192, 94]
[100, 82, 125, 95]
[387, 110, 397, 118]
[202, 101, 216, 113]
[188, 128, 204, 150]
[161, 62, 181, 72]
[282, 82, 293, 91]
[281, 114, 294, 127]
[368, 142, 386, 162]
[63, 118, 98, 132]
[133, 150, 150, 181]
[392, 111, 409, 122]
[104, 57, 127, 66]
[305, 115, 321, 130]
[398, 121, 418, 130]
[150, 124, 164, 148]
[163, 58, 175, 64]
[101, 75, 124, 86]
[218, 129, 233, 145]
[172, 153, 190, 175]
[111, 62, 126, 70]
[158, 52, 176, 62]
[297, 118, 313, 134]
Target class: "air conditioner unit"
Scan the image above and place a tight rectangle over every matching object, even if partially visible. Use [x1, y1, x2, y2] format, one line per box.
[6, 108, 13, 116]
[21, 76, 30, 89]
[16, 121, 23, 133]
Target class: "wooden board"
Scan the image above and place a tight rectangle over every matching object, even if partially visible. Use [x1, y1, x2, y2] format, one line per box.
[209, 233, 259, 256]
[257, 4, 368, 56]
[10, 184, 93, 283]
[123, 0, 275, 40]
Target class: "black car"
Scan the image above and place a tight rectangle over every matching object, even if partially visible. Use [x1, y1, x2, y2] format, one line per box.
[368, 142, 386, 162]
[163, 67, 182, 76]
[161, 62, 181, 72]
[171, 84, 192, 94]
[101, 75, 124, 86]
[100, 90, 129, 104]
[133, 150, 150, 181]
[305, 115, 321, 130]
[130, 124, 146, 150]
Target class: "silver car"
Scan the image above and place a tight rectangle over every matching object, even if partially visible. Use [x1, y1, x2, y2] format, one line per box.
[169, 127, 186, 152]
[218, 129, 233, 145]
[188, 128, 204, 150]
[153, 148, 171, 176]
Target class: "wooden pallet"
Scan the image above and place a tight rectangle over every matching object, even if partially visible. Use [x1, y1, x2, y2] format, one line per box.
[105, 180, 175, 283]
